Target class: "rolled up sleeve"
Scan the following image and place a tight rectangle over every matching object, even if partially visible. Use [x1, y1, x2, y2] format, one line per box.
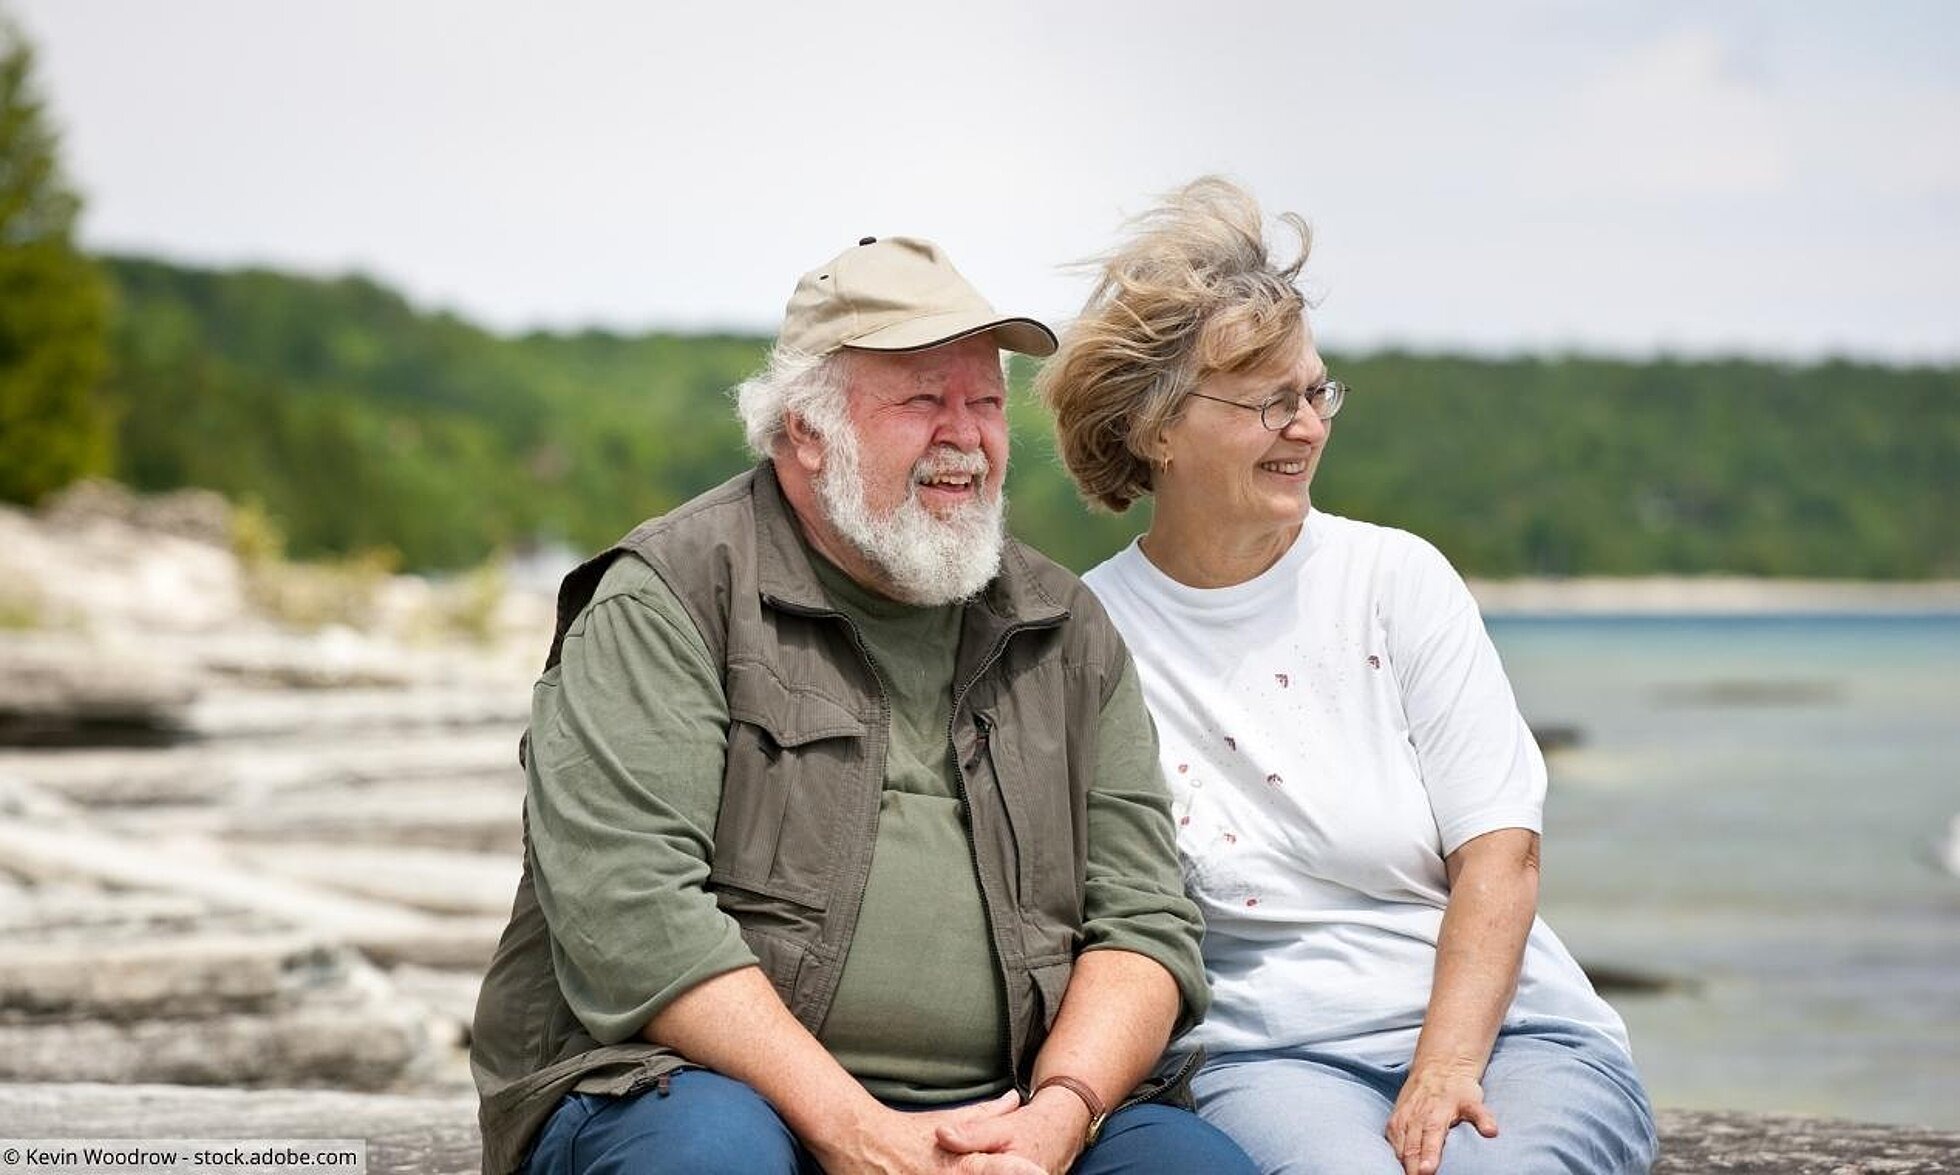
[525, 557, 756, 1045]
[1079, 656, 1211, 1035]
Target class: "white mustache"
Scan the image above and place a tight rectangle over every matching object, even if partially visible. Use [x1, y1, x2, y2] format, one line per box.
[911, 448, 990, 483]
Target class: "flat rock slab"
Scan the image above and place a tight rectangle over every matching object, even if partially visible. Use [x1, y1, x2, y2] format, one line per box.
[0, 729, 521, 809]
[0, 1084, 476, 1175]
[224, 844, 520, 918]
[187, 688, 527, 741]
[0, 936, 431, 1090]
[1653, 1108, 1960, 1173]
[0, 1004, 425, 1091]
[0, 933, 345, 1022]
[0, 642, 199, 747]
[0, 818, 501, 969]
[2, 1088, 1956, 1174]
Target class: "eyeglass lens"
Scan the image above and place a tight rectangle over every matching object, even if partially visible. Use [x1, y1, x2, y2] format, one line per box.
[1258, 382, 1344, 429]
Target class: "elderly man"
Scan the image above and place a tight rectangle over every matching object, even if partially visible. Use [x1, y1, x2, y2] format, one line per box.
[471, 238, 1255, 1175]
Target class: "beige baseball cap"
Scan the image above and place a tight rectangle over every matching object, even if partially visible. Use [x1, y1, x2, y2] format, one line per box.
[778, 236, 1057, 358]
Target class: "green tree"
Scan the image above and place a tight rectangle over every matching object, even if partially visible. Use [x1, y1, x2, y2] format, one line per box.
[0, 12, 110, 503]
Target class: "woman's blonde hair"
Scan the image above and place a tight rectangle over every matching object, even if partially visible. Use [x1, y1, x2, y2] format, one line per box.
[1036, 176, 1311, 512]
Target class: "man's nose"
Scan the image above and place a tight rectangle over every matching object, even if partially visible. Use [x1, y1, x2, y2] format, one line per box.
[934, 397, 985, 449]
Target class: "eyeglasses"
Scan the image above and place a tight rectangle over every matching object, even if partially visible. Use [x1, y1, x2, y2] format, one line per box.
[1186, 379, 1347, 430]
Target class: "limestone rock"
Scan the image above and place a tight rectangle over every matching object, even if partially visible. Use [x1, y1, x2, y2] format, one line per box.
[0, 945, 427, 1090]
[0, 1084, 480, 1175]
[224, 844, 520, 918]
[38, 482, 234, 547]
[0, 729, 520, 812]
[0, 886, 239, 941]
[0, 1005, 423, 1091]
[0, 819, 500, 966]
[1653, 1107, 1960, 1172]
[186, 686, 528, 741]
[0, 501, 246, 636]
[104, 782, 525, 856]
[0, 639, 198, 747]
[0, 933, 343, 1023]
[386, 966, 483, 1043]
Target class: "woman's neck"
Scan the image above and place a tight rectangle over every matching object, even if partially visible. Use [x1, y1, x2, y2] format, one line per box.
[1138, 509, 1303, 589]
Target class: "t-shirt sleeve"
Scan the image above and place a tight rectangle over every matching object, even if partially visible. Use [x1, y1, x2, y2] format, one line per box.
[524, 557, 757, 1045]
[1080, 655, 1212, 1035]
[1383, 535, 1546, 856]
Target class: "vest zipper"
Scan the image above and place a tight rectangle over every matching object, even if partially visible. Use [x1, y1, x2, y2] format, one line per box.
[819, 608, 892, 1030]
[1113, 1047, 1203, 1113]
[949, 625, 1035, 1080]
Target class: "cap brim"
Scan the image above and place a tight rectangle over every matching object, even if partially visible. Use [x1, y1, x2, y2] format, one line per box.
[844, 309, 1058, 359]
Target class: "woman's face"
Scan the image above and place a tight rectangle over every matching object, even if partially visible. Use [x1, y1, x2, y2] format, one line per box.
[1155, 328, 1330, 539]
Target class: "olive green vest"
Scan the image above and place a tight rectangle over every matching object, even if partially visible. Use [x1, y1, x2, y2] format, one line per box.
[470, 465, 1136, 1174]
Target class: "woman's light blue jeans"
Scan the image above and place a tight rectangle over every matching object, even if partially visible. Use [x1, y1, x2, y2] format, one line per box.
[1193, 1020, 1657, 1174]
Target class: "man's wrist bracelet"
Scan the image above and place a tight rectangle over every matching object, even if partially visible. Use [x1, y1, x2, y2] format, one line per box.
[1032, 1074, 1109, 1147]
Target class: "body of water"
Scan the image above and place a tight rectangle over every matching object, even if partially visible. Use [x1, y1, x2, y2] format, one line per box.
[1488, 614, 1960, 1129]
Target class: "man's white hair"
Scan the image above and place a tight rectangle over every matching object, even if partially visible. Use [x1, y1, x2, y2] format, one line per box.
[733, 346, 853, 458]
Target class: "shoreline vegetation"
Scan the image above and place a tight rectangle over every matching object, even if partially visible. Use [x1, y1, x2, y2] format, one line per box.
[6, 255, 1944, 583]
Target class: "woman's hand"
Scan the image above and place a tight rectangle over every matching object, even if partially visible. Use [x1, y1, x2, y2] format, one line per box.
[1387, 827, 1538, 1173]
[1385, 1059, 1498, 1175]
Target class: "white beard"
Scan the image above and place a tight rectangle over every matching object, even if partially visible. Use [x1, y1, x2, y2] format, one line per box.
[814, 425, 1005, 607]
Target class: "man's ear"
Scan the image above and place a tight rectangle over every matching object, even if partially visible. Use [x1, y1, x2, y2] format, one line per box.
[783, 412, 827, 475]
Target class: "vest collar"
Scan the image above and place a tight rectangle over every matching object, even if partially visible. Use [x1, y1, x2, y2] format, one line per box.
[750, 461, 1067, 628]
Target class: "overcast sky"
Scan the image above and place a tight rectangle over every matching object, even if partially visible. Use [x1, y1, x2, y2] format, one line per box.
[13, 1, 1960, 362]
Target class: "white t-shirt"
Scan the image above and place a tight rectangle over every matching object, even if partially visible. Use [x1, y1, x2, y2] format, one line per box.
[1084, 511, 1630, 1059]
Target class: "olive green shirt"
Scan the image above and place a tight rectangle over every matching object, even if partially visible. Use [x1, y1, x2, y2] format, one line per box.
[526, 552, 1200, 1102]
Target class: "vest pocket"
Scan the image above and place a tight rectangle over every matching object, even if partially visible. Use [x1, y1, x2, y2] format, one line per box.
[1006, 958, 1075, 1067]
[739, 926, 813, 1007]
[713, 661, 867, 910]
[982, 711, 1080, 939]
[1030, 958, 1073, 1031]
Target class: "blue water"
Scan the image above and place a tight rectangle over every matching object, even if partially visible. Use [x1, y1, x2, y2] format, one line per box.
[1486, 614, 1960, 1128]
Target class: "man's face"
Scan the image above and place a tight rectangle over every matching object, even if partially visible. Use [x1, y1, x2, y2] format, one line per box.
[838, 333, 1011, 519]
[808, 334, 1011, 605]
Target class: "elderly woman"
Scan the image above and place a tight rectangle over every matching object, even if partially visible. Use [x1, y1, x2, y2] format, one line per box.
[1036, 178, 1657, 1175]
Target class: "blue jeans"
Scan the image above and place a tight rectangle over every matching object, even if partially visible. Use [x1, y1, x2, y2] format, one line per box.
[1192, 1021, 1657, 1175]
[525, 1069, 1258, 1174]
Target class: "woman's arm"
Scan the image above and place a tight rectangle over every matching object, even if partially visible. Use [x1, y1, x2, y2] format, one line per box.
[1385, 826, 1541, 1175]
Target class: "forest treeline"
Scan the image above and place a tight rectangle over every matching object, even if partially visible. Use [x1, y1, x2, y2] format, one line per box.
[96, 257, 1956, 578]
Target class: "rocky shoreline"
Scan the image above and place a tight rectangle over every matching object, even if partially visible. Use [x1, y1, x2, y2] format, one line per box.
[1, 485, 545, 1098]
